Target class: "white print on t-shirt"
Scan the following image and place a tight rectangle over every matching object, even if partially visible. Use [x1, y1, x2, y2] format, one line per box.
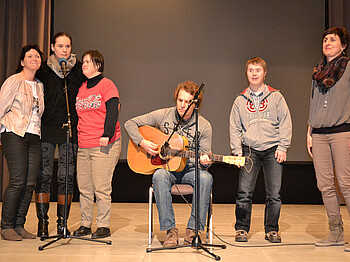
[76, 94, 102, 110]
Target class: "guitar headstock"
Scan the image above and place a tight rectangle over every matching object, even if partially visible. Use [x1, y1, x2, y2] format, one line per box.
[222, 156, 245, 167]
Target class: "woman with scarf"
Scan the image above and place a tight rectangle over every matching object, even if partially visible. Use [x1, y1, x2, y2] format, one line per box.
[35, 32, 85, 237]
[307, 27, 350, 252]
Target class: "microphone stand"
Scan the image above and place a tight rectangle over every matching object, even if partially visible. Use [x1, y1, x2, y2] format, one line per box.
[38, 65, 111, 251]
[147, 83, 225, 260]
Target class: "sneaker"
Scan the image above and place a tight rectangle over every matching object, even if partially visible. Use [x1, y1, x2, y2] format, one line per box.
[1, 229, 22, 241]
[163, 228, 179, 248]
[265, 231, 281, 243]
[91, 227, 111, 239]
[73, 226, 92, 237]
[235, 230, 248, 242]
[15, 227, 36, 239]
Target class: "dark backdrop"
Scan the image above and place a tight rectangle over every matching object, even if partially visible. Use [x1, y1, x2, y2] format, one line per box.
[54, 0, 325, 161]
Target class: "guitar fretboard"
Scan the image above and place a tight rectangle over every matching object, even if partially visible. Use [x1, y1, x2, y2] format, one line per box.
[170, 149, 224, 162]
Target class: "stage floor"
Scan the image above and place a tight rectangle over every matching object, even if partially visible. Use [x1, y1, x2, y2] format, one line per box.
[0, 203, 349, 262]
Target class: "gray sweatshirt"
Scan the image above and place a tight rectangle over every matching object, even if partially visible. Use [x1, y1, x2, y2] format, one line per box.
[229, 85, 292, 155]
[124, 107, 212, 165]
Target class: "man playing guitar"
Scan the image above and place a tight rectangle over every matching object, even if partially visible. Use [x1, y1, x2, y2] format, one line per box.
[124, 80, 213, 248]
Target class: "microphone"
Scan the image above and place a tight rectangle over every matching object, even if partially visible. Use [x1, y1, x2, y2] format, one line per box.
[58, 57, 67, 75]
[193, 82, 205, 101]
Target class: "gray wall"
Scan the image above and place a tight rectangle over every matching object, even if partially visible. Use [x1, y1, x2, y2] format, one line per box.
[54, 0, 325, 161]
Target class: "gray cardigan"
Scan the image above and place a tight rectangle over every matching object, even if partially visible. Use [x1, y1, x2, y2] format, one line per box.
[308, 62, 350, 129]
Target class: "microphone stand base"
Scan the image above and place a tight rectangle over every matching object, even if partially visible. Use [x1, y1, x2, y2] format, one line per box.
[146, 235, 225, 261]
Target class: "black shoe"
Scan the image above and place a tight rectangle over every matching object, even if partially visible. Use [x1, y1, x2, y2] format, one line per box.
[91, 227, 111, 239]
[265, 231, 281, 243]
[73, 226, 92, 237]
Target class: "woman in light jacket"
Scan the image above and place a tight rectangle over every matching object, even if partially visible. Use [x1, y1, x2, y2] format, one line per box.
[0, 44, 44, 241]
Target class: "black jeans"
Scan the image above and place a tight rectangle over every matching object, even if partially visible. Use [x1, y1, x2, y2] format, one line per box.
[1, 132, 41, 229]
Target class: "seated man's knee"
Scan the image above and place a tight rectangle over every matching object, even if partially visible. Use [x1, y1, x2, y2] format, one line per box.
[200, 171, 213, 187]
[152, 169, 170, 185]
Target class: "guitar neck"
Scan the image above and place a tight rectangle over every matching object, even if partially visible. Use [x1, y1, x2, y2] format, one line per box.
[170, 149, 245, 166]
[170, 149, 224, 162]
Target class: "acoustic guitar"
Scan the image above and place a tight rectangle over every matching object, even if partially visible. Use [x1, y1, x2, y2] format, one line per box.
[127, 125, 245, 175]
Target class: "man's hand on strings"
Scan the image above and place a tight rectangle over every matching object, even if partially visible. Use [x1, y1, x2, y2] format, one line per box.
[140, 139, 159, 156]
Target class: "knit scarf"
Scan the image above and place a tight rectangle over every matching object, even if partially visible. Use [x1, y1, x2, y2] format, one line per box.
[312, 53, 349, 92]
[47, 53, 77, 79]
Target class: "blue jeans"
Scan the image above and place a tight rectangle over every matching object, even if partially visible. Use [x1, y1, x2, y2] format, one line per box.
[235, 145, 282, 233]
[152, 163, 213, 231]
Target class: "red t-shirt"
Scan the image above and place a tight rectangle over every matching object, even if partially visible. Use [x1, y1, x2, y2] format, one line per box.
[76, 77, 121, 148]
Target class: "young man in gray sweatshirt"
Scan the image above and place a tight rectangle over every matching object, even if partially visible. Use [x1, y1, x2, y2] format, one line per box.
[230, 57, 292, 243]
[125, 80, 213, 247]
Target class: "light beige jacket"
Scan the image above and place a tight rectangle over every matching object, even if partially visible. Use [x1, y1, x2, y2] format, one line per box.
[0, 72, 44, 137]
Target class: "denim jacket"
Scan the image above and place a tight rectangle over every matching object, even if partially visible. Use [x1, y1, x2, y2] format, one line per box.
[0, 73, 44, 137]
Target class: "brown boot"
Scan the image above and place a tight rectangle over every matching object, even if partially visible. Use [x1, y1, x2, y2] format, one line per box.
[15, 227, 36, 239]
[163, 228, 179, 248]
[315, 215, 345, 246]
[1, 229, 22, 241]
[184, 228, 196, 244]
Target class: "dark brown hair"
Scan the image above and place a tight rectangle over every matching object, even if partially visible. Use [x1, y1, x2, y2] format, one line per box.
[52, 32, 72, 46]
[322, 27, 350, 54]
[16, 44, 43, 73]
[82, 50, 104, 73]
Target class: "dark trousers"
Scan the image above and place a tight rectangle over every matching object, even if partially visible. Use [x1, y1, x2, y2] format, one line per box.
[35, 142, 77, 195]
[235, 145, 283, 233]
[1, 132, 41, 229]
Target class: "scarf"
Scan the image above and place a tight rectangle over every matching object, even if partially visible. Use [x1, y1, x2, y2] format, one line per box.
[47, 53, 77, 79]
[312, 53, 349, 92]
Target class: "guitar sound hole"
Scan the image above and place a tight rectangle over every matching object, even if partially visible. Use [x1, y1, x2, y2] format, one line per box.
[151, 155, 167, 166]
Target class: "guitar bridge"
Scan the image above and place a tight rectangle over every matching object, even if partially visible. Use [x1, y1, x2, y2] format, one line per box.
[150, 155, 167, 166]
